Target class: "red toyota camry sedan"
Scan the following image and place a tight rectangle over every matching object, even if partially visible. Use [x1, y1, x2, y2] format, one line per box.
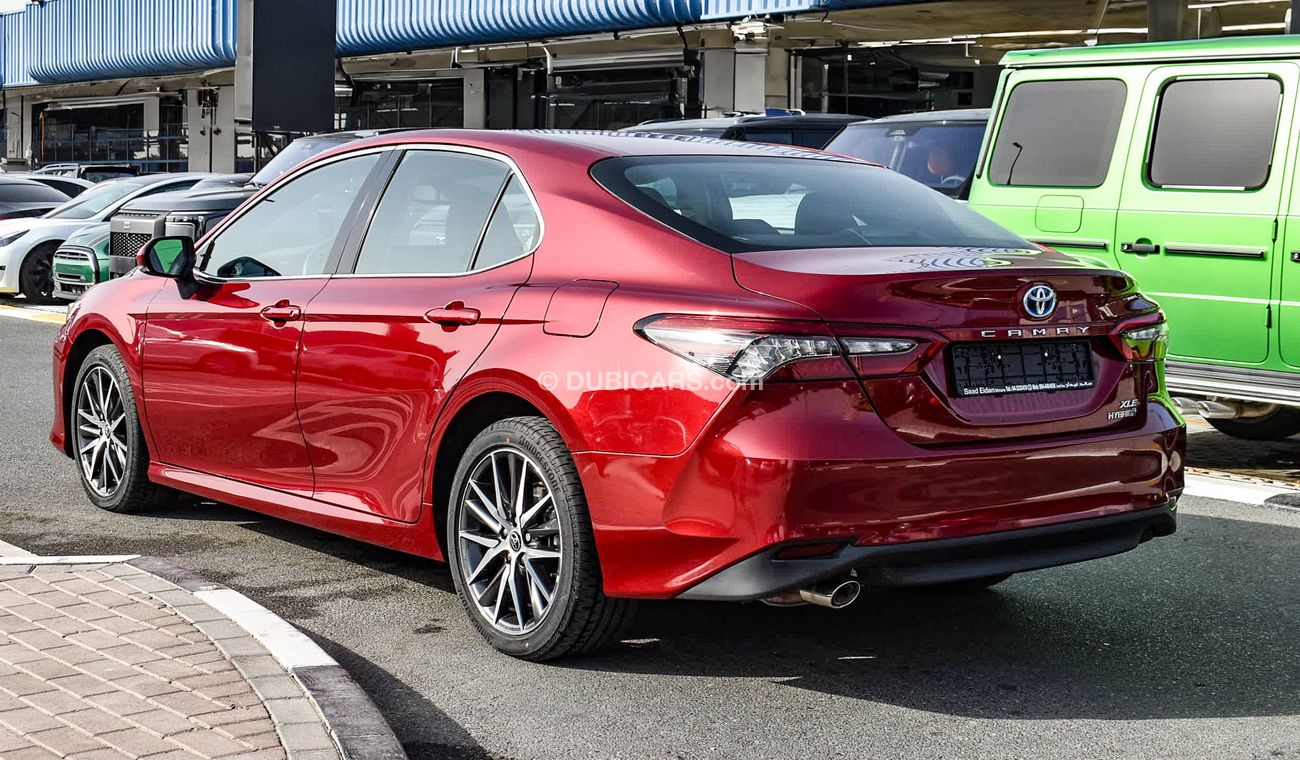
[50, 131, 1184, 660]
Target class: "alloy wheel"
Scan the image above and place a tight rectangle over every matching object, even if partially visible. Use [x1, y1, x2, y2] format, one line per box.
[456, 447, 563, 636]
[74, 365, 128, 498]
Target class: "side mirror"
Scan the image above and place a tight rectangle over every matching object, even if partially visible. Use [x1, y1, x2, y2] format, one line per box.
[138, 236, 198, 296]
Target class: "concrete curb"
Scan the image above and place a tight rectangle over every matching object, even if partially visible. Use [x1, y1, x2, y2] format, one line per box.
[128, 556, 408, 760]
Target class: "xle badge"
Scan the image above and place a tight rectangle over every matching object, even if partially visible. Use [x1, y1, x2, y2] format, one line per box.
[1108, 399, 1139, 421]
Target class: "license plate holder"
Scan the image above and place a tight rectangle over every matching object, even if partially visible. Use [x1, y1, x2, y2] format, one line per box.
[950, 340, 1094, 397]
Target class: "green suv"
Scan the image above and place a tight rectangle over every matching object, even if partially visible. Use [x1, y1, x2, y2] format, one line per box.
[51, 223, 109, 301]
[969, 35, 1300, 441]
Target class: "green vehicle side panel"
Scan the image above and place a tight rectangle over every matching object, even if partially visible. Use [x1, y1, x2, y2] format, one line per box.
[1281, 167, 1300, 369]
[970, 40, 1300, 382]
[1113, 62, 1295, 366]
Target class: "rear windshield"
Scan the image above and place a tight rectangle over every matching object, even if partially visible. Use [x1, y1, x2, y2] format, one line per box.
[826, 122, 986, 196]
[728, 127, 843, 149]
[45, 178, 144, 219]
[0, 182, 69, 203]
[592, 156, 1028, 253]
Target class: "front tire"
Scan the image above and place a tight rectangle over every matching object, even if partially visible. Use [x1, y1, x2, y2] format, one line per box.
[19, 244, 60, 305]
[446, 417, 634, 660]
[1207, 407, 1300, 441]
[71, 345, 163, 513]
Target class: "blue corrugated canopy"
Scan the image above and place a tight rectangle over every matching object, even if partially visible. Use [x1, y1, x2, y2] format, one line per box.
[18, 0, 236, 85]
[0, 0, 925, 88]
[337, 0, 706, 56]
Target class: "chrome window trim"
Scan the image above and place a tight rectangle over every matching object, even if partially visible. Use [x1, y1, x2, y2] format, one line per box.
[194, 142, 545, 284]
[336, 143, 545, 279]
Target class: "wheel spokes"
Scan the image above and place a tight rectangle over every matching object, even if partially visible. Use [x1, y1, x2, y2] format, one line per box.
[518, 492, 551, 531]
[523, 557, 554, 609]
[476, 465, 509, 529]
[458, 446, 562, 635]
[464, 491, 502, 534]
[76, 367, 128, 498]
[512, 455, 528, 524]
[506, 558, 525, 627]
[467, 541, 508, 584]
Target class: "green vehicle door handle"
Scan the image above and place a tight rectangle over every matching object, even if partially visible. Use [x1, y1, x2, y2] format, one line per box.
[1291, 251, 1300, 263]
[1120, 242, 1161, 255]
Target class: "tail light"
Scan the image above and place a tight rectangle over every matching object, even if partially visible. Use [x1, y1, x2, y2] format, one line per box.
[636, 315, 848, 382]
[635, 315, 934, 383]
[837, 333, 937, 377]
[1117, 320, 1169, 361]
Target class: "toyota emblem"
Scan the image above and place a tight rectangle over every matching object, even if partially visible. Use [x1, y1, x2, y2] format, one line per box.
[1022, 284, 1057, 320]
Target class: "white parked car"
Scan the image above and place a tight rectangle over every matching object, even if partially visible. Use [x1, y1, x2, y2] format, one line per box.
[0, 173, 207, 303]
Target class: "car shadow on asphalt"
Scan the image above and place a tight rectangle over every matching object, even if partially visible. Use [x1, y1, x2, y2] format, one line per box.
[306, 630, 499, 760]
[112, 501, 1300, 722]
[1187, 429, 1300, 482]
[571, 513, 1300, 722]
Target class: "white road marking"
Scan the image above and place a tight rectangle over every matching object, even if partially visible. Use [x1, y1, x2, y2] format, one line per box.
[0, 540, 34, 556]
[1184, 472, 1300, 509]
[195, 587, 336, 669]
[0, 303, 66, 324]
[0, 555, 140, 564]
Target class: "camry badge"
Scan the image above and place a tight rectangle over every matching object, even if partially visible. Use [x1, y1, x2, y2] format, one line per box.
[1022, 284, 1057, 320]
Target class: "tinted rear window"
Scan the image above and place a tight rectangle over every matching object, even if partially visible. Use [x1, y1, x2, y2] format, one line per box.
[1147, 78, 1281, 189]
[592, 156, 1028, 254]
[828, 122, 986, 197]
[0, 182, 68, 202]
[731, 129, 840, 149]
[989, 79, 1127, 187]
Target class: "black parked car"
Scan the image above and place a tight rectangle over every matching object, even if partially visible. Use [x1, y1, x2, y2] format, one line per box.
[824, 108, 990, 198]
[108, 132, 393, 275]
[17, 175, 95, 198]
[718, 113, 867, 149]
[0, 177, 78, 220]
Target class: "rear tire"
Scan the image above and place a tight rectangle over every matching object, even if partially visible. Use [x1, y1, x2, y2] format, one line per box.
[1207, 407, 1300, 441]
[19, 243, 60, 305]
[447, 416, 635, 660]
[70, 345, 164, 513]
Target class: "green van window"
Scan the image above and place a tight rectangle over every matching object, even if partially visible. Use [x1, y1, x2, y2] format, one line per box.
[1147, 77, 1281, 190]
[989, 79, 1127, 188]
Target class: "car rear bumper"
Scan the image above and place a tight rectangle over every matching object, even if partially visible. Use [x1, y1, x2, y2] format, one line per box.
[576, 380, 1185, 599]
[677, 502, 1177, 600]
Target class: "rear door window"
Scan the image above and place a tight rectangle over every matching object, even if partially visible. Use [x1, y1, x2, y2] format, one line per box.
[1146, 77, 1282, 190]
[354, 151, 511, 275]
[475, 176, 541, 270]
[989, 79, 1127, 187]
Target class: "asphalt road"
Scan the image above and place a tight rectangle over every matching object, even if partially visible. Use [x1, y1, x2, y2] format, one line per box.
[3, 315, 1299, 760]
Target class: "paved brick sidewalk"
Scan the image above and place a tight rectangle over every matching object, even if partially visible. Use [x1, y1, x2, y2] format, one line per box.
[0, 560, 341, 759]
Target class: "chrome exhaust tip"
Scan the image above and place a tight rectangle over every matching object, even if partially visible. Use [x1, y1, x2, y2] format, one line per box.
[799, 579, 861, 609]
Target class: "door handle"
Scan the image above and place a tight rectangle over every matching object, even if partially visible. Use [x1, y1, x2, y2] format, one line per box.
[1291, 251, 1300, 263]
[1120, 242, 1161, 255]
[259, 303, 302, 323]
[425, 302, 481, 327]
